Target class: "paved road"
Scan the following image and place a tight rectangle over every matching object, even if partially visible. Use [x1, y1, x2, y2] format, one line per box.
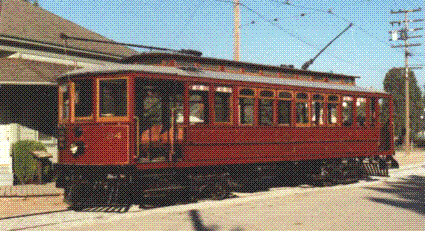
[1, 163, 424, 231]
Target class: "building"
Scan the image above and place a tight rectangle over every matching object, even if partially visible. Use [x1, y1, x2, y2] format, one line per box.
[0, 0, 137, 185]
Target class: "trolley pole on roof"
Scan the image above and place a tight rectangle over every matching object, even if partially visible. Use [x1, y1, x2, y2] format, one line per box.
[390, 8, 423, 156]
[233, 0, 241, 61]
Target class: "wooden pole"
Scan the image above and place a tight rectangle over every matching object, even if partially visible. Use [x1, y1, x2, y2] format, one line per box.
[404, 11, 410, 155]
[233, 0, 240, 61]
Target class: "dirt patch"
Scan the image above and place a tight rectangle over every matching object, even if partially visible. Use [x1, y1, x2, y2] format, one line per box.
[394, 148, 425, 167]
[0, 195, 67, 219]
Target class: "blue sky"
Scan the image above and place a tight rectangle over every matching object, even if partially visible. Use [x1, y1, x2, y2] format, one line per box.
[41, 0, 424, 90]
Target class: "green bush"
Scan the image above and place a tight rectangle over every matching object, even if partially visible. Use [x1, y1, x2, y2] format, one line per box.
[12, 140, 46, 185]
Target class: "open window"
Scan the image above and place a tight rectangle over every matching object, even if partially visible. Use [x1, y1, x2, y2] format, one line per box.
[342, 96, 353, 126]
[277, 91, 292, 125]
[99, 78, 128, 119]
[239, 88, 255, 125]
[327, 95, 339, 125]
[312, 94, 324, 126]
[356, 97, 367, 126]
[189, 85, 209, 124]
[296, 92, 309, 125]
[214, 87, 232, 123]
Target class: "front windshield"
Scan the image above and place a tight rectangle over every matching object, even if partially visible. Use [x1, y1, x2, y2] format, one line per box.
[74, 79, 93, 118]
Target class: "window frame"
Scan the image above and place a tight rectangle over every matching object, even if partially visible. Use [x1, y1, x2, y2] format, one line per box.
[58, 82, 70, 124]
[326, 94, 341, 126]
[311, 93, 325, 126]
[258, 89, 276, 126]
[277, 90, 293, 126]
[295, 92, 310, 127]
[342, 95, 354, 127]
[72, 78, 95, 122]
[238, 88, 256, 126]
[188, 84, 210, 125]
[96, 76, 130, 122]
[356, 97, 367, 127]
[214, 86, 233, 125]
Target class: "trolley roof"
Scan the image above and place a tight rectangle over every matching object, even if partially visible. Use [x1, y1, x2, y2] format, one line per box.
[58, 63, 387, 95]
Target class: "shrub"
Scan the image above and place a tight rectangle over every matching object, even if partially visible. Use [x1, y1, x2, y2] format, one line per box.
[12, 140, 46, 185]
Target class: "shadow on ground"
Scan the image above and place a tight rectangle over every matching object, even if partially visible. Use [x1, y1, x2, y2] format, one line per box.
[365, 175, 425, 216]
[189, 209, 243, 231]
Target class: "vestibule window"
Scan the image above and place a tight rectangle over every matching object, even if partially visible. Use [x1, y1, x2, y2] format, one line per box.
[379, 98, 390, 123]
[214, 87, 232, 123]
[59, 84, 69, 121]
[74, 79, 93, 118]
[327, 95, 339, 125]
[239, 88, 255, 125]
[342, 96, 353, 126]
[296, 92, 309, 125]
[99, 79, 127, 117]
[143, 89, 162, 125]
[278, 91, 292, 125]
[259, 90, 274, 126]
[189, 85, 209, 124]
[356, 97, 367, 126]
[312, 94, 324, 126]
[370, 97, 377, 126]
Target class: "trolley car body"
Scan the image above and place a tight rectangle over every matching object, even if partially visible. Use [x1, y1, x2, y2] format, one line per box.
[56, 53, 395, 206]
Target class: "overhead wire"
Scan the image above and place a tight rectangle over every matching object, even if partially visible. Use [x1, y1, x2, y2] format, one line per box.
[272, 0, 424, 65]
[214, 0, 370, 70]
[167, 0, 206, 48]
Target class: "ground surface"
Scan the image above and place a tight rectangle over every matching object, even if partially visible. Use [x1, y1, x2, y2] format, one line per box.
[0, 149, 423, 230]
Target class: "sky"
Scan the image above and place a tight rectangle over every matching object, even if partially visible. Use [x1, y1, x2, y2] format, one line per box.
[39, 0, 424, 90]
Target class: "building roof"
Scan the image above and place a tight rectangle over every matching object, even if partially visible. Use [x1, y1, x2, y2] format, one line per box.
[58, 63, 387, 95]
[123, 52, 360, 80]
[0, 57, 72, 85]
[0, 0, 138, 58]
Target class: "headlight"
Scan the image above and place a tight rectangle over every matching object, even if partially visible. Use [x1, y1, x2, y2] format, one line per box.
[70, 141, 85, 157]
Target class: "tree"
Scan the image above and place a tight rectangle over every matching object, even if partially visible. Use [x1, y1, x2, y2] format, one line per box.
[383, 68, 424, 141]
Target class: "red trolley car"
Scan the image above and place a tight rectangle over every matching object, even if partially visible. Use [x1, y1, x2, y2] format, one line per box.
[56, 52, 395, 206]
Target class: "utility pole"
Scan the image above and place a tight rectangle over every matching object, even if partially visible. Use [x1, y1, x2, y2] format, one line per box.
[233, 0, 241, 61]
[390, 8, 423, 156]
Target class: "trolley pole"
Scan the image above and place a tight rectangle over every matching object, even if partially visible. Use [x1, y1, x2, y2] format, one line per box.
[233, 0, 241, 61]
[390, 8, 423, 156]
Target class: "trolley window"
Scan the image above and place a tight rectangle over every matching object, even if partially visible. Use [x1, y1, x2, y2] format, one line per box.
[296, 92, 309, 125]
[190, 85, 209, 124]
[74, 79, 93, 119]
[370, 97, 377, 126]
[327, 95, 339, 125]
[356, 97, 367, 126]
[240, 88, 255, 96]
[99, 79, 128, 117]
[278, 91, 292, 99]
[278, 100, 291, 125]
[260, 90, 274, 98]
[259, 90, 275, 126]
[239, 88, 255, 125]
[379, 98, 390, 123]
[59, 84, 69, 122]
[312, 94, 324, 126]
[214, 87, 232, 123]
[342, 96, 353, 126]
[278, 91, 292, 125]
[143, 88, 162, 125]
